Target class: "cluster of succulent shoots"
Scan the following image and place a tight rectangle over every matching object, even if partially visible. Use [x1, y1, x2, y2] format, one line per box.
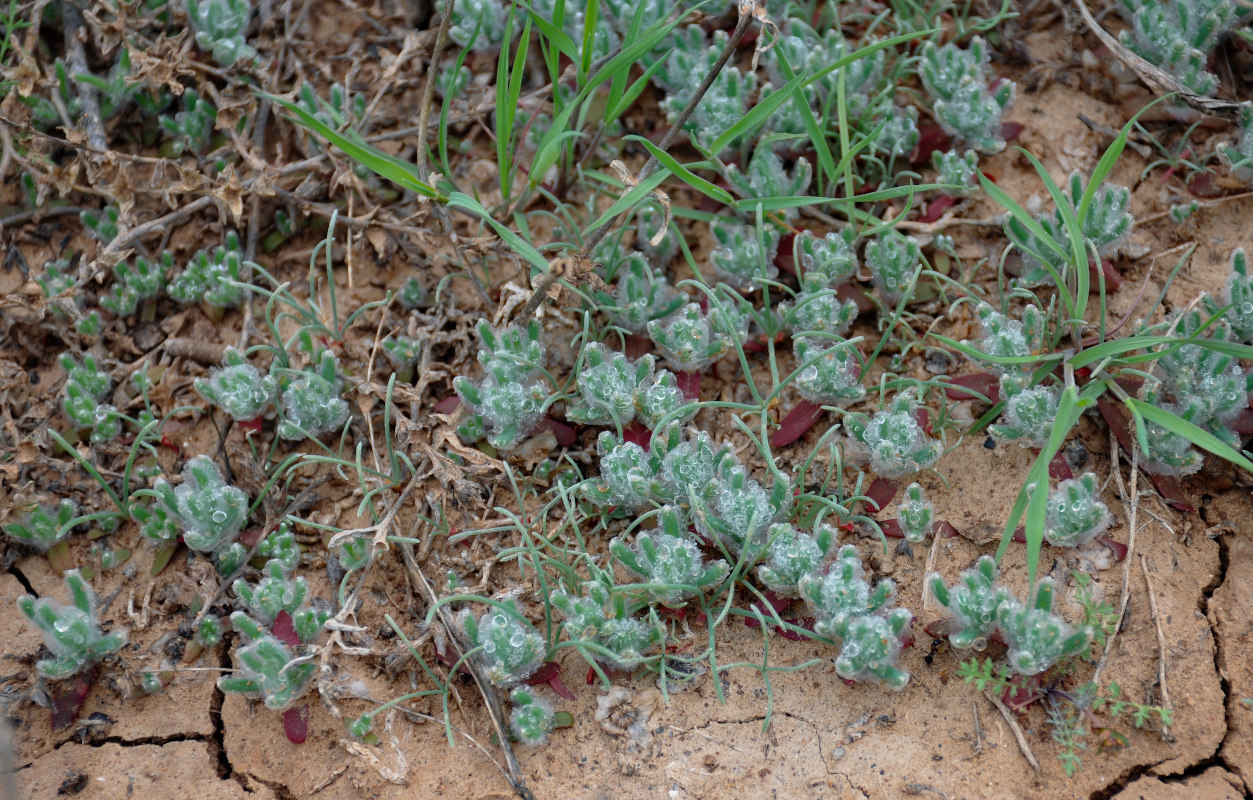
[193, 346, 349, 441]
[930, 556, 1092, 675]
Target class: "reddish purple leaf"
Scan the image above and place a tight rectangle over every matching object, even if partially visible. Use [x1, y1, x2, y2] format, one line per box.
[945, 372, 1000, 403]
[526, 661, 576, 700]
[771, 399, 825, 448]
[836, 283, 874, 313]
[915, 408, 933, 437]
[283, 704, 309, 744]
[935, 520, 961, 539]
[878, 519, 905, 538]
[1098, 535, 1128, 562]
[1047, 450, 1074, 480]
[1012, 526, 1026, 544]
[920, 194, 958, 223]
[1187, 171, 1224, 198]
[237, 417, 264, 435]
[1000, 120, 1025, 141]
[622, 421, 651, 448]
[51, 670, 95, 731]
[775, 232, 798, 275]
[865, 477, 899, 512]
[539, 416, 577, 447]
[624, 334, 652, 361]
[910, 122, 952, 165]
[1089, 258, 1123, 291]
[272, 610, 300, 647]
[433, 396, 461, 415]
[923, 619, 950, 639]
[1231, 406, 1253, 436]
[676, 371, 701, 401]
[1003, 675, 1044, 713]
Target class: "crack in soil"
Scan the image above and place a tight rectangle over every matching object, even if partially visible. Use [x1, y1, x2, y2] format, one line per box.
[1089, 496, 1242, 800]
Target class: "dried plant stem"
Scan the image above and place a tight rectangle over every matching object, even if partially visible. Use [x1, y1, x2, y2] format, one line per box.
[57, 0, 107, 151]
[984, 690, 1041, 773]
[416, 0, 454, 178]
[1138, 553, 1173, 740]
[1093, 436, 1140, 685]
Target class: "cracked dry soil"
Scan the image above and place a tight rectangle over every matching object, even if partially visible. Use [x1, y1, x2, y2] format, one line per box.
[6, 11, 1253, 800]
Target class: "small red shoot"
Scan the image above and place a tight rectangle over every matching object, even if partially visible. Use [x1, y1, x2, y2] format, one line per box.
[51, 669, 95, 731]
[865, 477, 899, 513]
[945, 373, 999, 403]
[526, 661, 576, 700]
[676, 371, 701, 401]
[920, 195, 958, 224]
[539, 417, 577, 448]
[433, 396, 461, 415]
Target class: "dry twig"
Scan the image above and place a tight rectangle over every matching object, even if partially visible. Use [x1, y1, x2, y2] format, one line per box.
[984, 690, 1041, 773]
[1138, 553, 1173, 740]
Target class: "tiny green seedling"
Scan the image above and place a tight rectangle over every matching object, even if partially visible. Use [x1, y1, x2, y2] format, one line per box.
[19, 570, 126, 680]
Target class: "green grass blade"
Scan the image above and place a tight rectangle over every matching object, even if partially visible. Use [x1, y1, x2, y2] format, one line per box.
[1126, 398, 1253, 473]
[582, 168, 672, 239]
[627, 136, 732, 204]
[266, 94, 442, 200]
[447, 192, 548, 271]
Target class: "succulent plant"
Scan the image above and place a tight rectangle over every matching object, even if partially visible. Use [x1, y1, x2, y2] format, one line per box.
[158, 88, 217, 157]
[551, 578, 662, 669]
[783, 287, 860, 341]
[1118, 0, 1238, 96]
[798, 544, 894, 640]
[637, 369, 696, 430]
[896, 482, 933, 543]
[133, 498, 180, 544]
[188, 0, 257, 67]
[755, 523, 836, 598]
[18, 570, 126, 679]
[795, 229, 859, 289]
[696, 463, 791, 560]
[195, 347, 278, 423]
[933, 149, 981, 196]
[610, 507, 730, 607]
[149, 455, 249, 553]
[218, 612, 317, 710]
[81, 205, 120, 244]
[594, 255, 684, 335]
[660, 30, 756, 153]
[397, 276, 429, 309]
[989, 373, 1061, 447]
[197, 616, 224, 647]
[1044, 473, 1112, 548]
[454, 369, 550, 451]
[60, 353, 122, 443]
[864, 231, 922, 306]
[836, 608, 913, 689]
[725, 147, 812, 220]
[792, 338, 866, 406]
[919, 37, 1016, 153]
[647, 302, 742, 373]
[475, 319, 545, 379]
[843, 390, 943, 479]
[969, 301, 1048, 373]
[234, 560, 329, 642]
[101, 254, 169, 316]
[657, 427, 733, 508]
[996, 579, 1092, 676]
[1007, 171, 1132, 288]
[168, 231, 247, 308]
[461, 600, 546, 687]
[509, 686, 555, 744]
[4, 499, 77, 551]
[277, 351, 351, 440]
[928, 555, 1012, 649]
[708, 221, 781, 290]
[1218, 107, 1253, 186]
[582, 432, 662, 511]
[567, 344, 653, 427]
[1224, 248, 1253, 343]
